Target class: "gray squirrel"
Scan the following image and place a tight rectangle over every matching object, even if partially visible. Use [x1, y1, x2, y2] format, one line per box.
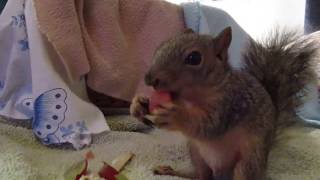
[130, 27, 318, 180]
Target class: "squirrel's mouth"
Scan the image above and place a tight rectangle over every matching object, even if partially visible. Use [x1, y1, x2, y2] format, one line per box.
[170, 91, 179, 101]
[152, 85, 180, 100]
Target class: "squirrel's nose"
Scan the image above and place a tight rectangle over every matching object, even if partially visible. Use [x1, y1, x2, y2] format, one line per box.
[145, 73, 160, 88]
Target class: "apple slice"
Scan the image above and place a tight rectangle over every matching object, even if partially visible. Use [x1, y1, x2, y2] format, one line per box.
[98, 162, 119, 180]
[98, 152, 134, 180]
[74, 151, 95, 180]
[149, 91, 172, 113]
[111, 152, 134, 172]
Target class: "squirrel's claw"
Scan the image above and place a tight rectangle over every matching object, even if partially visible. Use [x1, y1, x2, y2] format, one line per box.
[153, 165, 175, 176]
[130, 95, 149, 119]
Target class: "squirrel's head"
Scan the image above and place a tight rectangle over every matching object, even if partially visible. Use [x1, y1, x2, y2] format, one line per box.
[145, 27, 232, 99]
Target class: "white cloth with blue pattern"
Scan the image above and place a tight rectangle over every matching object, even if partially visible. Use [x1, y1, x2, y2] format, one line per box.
[0, 0, 110, 149]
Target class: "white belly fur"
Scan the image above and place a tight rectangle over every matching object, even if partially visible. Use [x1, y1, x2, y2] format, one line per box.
[193, 127, 253, 172]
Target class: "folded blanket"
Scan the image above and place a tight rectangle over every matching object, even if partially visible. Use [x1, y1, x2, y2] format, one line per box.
[1, 116, 320, 180]
[34, 0, 185, 101]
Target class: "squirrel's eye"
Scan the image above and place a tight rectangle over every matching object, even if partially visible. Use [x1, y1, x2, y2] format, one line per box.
[184, 51, 202, 66]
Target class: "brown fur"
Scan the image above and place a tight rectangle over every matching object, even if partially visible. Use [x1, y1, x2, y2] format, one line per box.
[244, 29, 317, 128]
[130, 27, 317, 180]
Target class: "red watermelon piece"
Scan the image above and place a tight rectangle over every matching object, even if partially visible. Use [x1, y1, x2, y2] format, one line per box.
[149, 91, 172, 112]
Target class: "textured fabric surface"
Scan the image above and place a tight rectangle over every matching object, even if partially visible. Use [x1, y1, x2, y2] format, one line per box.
[1, 116, 320, 180]
[0, 116, 191, 180]
[33, 0, 185, 101]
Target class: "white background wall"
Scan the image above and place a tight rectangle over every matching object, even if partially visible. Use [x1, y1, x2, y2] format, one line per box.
[166, 0, 306, 39]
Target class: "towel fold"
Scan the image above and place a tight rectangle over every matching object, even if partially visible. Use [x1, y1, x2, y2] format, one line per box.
[34, 0, 185, 101]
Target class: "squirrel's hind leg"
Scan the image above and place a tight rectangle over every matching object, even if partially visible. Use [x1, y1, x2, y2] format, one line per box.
[233, 142, 268, 180]
[153, 165, 198, 179]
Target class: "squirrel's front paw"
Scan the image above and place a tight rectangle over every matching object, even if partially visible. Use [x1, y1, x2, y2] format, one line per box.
[130, 95, 149, 120]
[148, 103, 179, 129]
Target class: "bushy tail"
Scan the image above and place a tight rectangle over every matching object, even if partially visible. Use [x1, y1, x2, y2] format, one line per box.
[244, 29, 319, 127]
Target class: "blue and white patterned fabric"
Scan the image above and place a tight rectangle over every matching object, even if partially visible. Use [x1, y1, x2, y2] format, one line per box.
[182, 1, 320, 127]
[0, 0, 110, 149]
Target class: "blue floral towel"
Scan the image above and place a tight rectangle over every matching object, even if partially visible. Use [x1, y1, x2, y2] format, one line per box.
[0, 0, 110, 149]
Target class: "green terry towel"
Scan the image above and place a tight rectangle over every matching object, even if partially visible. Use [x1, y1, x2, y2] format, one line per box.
[1, 116, 320, 180]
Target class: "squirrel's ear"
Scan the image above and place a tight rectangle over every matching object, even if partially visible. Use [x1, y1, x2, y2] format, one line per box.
[183, 28, 195, 34]
[215, 27, 232, 61]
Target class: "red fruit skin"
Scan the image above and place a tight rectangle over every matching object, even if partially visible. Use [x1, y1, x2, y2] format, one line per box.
[75, 160, 88, 180]
[98, 162, 119, 180]
[149, 91, 172, 112]
[75, 151, 95, 180]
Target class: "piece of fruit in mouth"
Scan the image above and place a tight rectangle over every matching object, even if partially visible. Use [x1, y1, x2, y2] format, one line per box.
[142, 91, 172, 126]
[148, 91, 172, 113]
